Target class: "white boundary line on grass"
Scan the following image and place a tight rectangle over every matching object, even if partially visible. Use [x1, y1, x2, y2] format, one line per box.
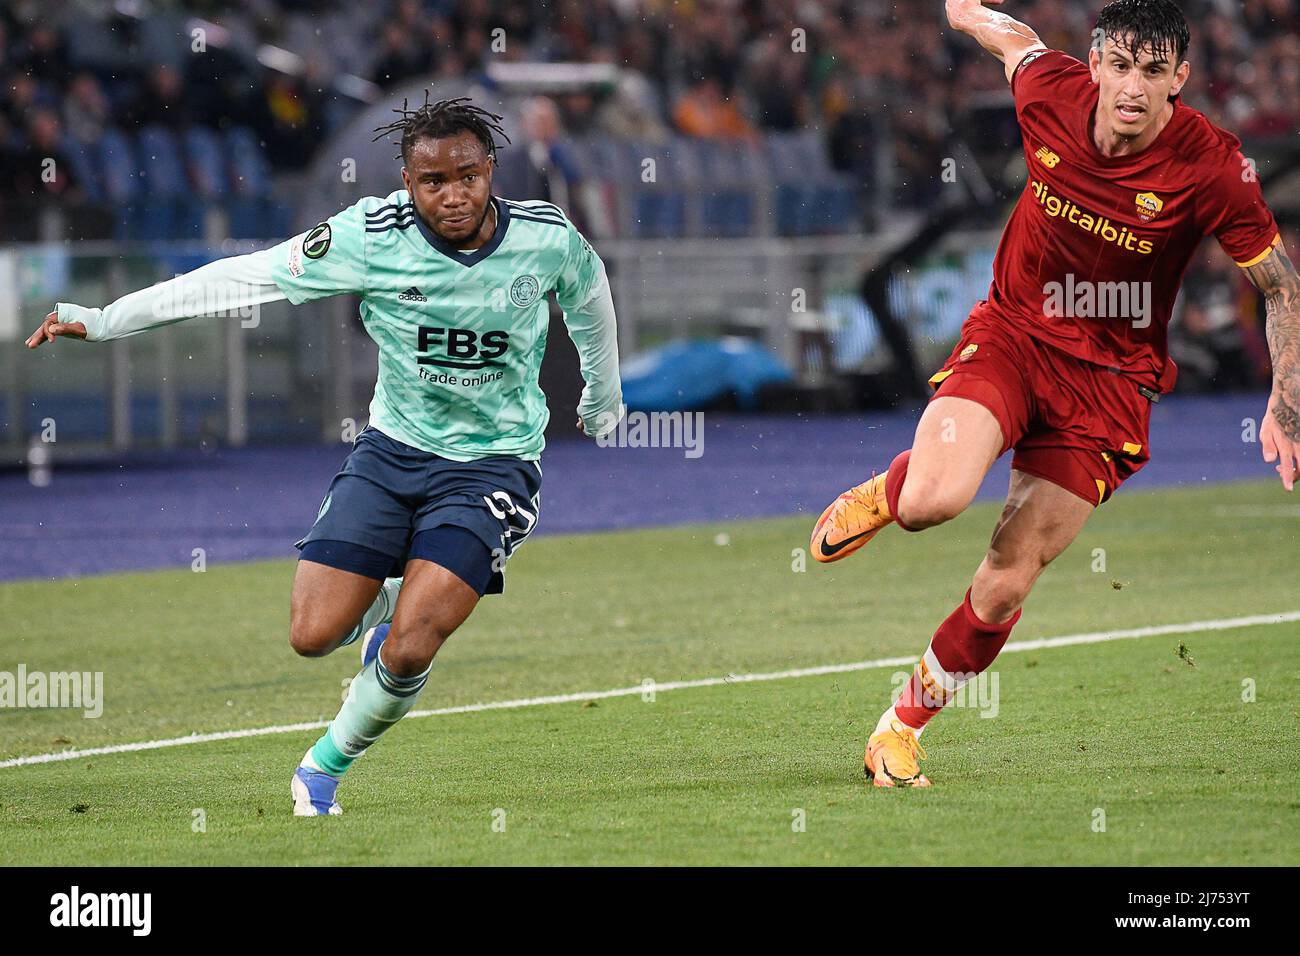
[2, 610, 1296, 770]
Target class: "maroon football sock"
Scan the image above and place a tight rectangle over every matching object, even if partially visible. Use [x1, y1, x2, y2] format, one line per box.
[883, 449, 918, 532]
[893, 589, 1021, 731]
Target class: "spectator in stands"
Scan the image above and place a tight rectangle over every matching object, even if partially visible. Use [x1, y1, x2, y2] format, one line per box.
[889, 83, 949, 209]
[0, 0, 1295, 246]
[497, 0, 541, 49]
[255, 71, 329, 170]
[514, 96, 584, 219]
[1, 107, 86, 241]
[614, 15, 667, 84]
[9, 109, 76, 194]
[674, 1, 747, 94]
[594, 69, 671, 143]
[1169, 243, 1262, 392]
[673, 76, 756, 141]
[10, 22, 64, 87]
[123, 64, 192, 130]
[543, 0, 618, 61]
[63, 72, 111, 145]
[742, 34, 811, 131]
[826, 73, 879, 225]
[372, 21, 430, 87]
[2, 71, 47, 131]
[427, 15, 466, 79]
[1246, 0, 1300, 38]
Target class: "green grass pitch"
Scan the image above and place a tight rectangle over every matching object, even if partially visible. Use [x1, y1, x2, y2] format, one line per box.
[1, 479, 1297, 865]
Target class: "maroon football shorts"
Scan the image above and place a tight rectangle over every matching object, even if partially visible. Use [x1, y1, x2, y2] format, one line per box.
[927, 310, 1156, 506]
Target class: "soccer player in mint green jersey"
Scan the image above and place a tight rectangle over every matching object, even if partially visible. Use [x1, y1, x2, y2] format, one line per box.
[27, 98, 624, 816]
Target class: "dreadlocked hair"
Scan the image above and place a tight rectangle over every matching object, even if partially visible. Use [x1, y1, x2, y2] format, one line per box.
[1094, 0, 1191, 64]
[372, 93, 511, 164]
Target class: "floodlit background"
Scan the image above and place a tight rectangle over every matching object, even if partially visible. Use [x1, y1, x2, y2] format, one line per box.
[1, 0, 1298, 572]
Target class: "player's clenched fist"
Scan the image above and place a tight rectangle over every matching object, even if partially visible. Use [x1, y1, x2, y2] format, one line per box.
[25, 310, 87, 349]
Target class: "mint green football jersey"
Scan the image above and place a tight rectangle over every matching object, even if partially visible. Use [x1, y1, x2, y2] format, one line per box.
[268, 191, 604, 461]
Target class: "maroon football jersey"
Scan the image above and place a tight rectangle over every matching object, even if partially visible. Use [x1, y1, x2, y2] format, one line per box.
[974, 50, 1281, 390]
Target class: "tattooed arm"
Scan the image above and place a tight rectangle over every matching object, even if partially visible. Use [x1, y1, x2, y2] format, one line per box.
[1242, 242, 1300, 491]
[945, 0, 1048, 83]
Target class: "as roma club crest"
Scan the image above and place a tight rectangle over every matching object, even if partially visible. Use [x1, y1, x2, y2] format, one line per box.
[1134, 192, 1164, 223]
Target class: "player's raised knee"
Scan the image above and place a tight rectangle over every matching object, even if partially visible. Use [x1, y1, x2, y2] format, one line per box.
[896, 481, 969, 529]
[288, 614, 340, 658]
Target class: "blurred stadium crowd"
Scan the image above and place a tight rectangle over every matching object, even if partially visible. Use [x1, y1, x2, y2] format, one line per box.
[2, 0, 1296, 388]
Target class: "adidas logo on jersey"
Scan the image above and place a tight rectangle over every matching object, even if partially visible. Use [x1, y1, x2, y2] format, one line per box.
[398, 287, 428, 303]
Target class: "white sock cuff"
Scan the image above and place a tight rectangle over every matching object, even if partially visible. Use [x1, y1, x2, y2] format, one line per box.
[922, 646, 967, 694]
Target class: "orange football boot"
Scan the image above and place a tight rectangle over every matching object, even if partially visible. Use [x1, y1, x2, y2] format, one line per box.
[864, 719, 931, 788]
[810, 470, 894, 563]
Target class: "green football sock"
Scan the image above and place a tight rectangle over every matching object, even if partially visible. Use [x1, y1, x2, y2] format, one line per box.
[308, 650, 430, 777]
[338, 576, 402, 647]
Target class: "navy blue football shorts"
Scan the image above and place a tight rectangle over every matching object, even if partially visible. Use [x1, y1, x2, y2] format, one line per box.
[295, 427, 542, 596]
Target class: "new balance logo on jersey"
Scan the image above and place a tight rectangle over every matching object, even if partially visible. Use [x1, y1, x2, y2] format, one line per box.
[1034, 146, 1061, 169]
[398, 287, 428, 303]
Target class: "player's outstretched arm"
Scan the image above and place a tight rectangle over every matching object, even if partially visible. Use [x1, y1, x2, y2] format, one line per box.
[25, 248, 287, 349]
[1243, 243, 1300, 490]
[945, 0, 1048, 83]
[27, 203, 368, 350]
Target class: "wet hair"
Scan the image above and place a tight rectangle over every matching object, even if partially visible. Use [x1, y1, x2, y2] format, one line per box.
[372, 93, 510, 164]
[1094, 0, 1191, 64]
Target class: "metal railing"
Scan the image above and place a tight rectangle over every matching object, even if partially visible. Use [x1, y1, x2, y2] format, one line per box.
[0, 240, 362, 464]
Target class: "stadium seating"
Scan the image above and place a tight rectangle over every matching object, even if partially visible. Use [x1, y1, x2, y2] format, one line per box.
[138, 126, 206, 240]
[97, 128, 144, 240]
[225, 127, 288, 240]
[564, 132, 857, 240]
[763, 132, 858, 237]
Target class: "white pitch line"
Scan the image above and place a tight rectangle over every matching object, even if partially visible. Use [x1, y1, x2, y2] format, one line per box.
[1211, 505, 1300, 518]
[2, 610, 1297, 770]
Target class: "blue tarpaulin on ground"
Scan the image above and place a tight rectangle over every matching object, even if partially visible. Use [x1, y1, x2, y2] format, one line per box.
[619, 337, 794, 411]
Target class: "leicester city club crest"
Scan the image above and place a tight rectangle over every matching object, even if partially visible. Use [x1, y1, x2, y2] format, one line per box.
[510, 274, 540, 307]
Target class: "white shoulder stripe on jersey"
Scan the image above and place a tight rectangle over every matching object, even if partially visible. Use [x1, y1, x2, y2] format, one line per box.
[502, 198, 564, 221]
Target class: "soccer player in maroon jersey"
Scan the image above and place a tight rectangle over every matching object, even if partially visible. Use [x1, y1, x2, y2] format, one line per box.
[810, 0, 1300, 787]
